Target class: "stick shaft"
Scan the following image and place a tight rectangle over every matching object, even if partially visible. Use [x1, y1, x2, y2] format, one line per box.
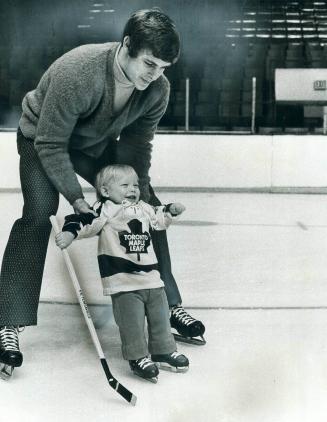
[49, 215, 137, 405]
[50, 215, 105, 358]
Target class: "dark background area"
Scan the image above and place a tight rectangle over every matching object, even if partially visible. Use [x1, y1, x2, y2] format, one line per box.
[1, 0, 327, 132]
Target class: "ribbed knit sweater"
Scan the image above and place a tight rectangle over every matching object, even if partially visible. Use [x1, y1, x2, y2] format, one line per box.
[19, 42, 170, 204]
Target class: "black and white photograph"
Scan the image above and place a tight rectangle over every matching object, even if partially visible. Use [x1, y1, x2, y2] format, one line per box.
[1, 1, 327, 421]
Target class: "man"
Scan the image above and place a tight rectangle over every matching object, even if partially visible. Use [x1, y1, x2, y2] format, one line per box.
[0, 8, 205, 379]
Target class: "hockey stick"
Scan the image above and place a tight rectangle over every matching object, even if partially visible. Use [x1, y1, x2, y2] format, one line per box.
[49, 215, 137, 406]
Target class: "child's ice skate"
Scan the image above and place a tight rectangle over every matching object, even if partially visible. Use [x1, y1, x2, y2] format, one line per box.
[0, 326, 23, 380]
[151, 351, 189, 373]
[129, 356, 159, 383]
[170, 305, 206, 346]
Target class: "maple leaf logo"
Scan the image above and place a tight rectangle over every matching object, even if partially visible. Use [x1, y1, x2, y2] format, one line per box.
[119, 219, 151, 261]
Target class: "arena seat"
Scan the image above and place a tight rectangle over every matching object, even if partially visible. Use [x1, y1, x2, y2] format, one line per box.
[241, 101, 263, 119]
[305, 43, 323, 61]
[194, 102, 219, 127]
[200, 78, 222, 91]
[285, 43, 306, 67]
[3, 0, 327, 133]
[284, 127, 310, 134]
[171, 102, 187, 126]
[218, 86, 242, 127]
[219, 103, 241, 125]
[9, 79, 24, 107]
[309, 58, 327, 67]
[221, 78, 242, 91]
[242, 76, 262, 92]
[0, 59, 9, 100]
[197, 90, 217, 103]
[266, 43, 286, 81]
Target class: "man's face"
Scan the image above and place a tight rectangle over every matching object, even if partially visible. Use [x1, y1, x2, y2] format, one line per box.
[122, 49, 171, 90]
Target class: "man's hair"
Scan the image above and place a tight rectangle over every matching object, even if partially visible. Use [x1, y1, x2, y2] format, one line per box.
[95, 164, 138, 200]
[122, 8, 180, 64]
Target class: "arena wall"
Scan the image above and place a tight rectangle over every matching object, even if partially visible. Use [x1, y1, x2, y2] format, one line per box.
[2, 132, 327, 191]
[1, 131, 327, 304]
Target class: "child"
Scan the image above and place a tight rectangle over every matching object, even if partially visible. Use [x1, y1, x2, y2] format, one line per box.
[55, 164, 189, 382]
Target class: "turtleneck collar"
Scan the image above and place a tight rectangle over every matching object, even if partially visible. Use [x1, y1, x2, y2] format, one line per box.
[114, 44, 135, 87]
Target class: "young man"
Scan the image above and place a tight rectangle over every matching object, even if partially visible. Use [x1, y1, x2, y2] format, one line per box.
[0, 8, 205, 379]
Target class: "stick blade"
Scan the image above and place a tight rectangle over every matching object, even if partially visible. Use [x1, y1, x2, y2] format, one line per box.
[101, 359, 137, 405]
[115, 382, 137, 406]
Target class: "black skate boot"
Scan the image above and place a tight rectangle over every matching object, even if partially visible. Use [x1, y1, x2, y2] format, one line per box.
[129, 356, 159, 383]
[152, 351, 189, 373]
[0, 326, 24, 380]
[170, 306, 206, 346]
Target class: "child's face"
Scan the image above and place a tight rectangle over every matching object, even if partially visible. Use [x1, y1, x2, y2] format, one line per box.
[102, 172, 140, 204]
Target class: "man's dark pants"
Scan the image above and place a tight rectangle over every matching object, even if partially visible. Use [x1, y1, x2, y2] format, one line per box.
[0, 130, 182, 326]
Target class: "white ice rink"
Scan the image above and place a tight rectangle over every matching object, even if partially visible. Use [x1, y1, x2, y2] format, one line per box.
[2, 130, 327, 421]
[2, 191, 327, 422]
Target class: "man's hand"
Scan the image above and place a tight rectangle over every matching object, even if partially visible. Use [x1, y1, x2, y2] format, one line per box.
[55, 231, 75, 249]
[72, 198, 97, 216]
[169, 202, 186, 216]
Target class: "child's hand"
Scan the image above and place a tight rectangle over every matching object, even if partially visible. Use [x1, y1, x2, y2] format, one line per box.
[55, 232, 75, 249]
[169, 202, 186, 216]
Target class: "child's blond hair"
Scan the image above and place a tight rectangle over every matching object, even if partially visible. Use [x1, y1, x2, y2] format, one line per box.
[95, 164, 138, 200]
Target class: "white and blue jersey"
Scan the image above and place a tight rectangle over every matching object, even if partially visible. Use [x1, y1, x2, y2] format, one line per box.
[62, 199, 176, 295]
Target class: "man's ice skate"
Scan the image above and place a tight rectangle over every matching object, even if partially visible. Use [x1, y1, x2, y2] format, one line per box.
[170, 306, 206, 346]
[129, 356, 159, 383]
[152, 351, 189, 373]
[0, 326, 23, 381]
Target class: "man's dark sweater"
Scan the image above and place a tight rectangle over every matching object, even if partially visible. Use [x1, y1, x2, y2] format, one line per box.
[19, 42, 170, 204]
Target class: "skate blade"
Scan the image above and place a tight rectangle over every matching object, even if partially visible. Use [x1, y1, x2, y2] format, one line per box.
[173, 333, 206, 346]
[155, 362, 189, 373]
[133, 372, 158, 383]
[0, 364, 14, 381]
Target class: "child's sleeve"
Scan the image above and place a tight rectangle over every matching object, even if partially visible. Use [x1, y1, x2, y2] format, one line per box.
[62, 204, 107, 239]
[141, 202, 178, 231]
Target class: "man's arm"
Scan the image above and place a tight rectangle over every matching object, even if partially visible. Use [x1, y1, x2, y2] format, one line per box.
[32, 61, 92, 205]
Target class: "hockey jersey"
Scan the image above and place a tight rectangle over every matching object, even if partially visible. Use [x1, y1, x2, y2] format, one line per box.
[62, 199, 175, 295]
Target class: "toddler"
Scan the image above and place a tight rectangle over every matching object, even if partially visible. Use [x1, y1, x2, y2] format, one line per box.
[55, 164, 189, 382]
